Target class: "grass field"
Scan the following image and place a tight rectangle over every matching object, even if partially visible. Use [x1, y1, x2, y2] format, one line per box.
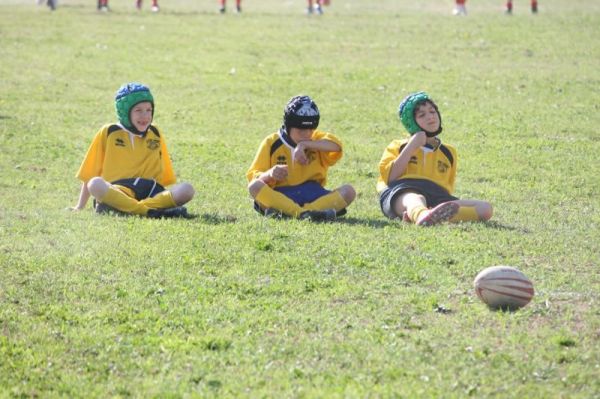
[1, 0, 599, 397]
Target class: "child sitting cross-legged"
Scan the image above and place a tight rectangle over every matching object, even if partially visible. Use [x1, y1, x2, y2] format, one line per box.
[246, 95, 355, 221]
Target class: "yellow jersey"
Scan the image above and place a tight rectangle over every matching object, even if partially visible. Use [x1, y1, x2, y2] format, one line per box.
[246, 129, 343, 187]
[76, 124, 176, 186]
[377, 138, 457, 194]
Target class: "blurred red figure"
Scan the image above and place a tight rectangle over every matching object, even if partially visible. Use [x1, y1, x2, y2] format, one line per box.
[219, 0, 241, 13]
[97, 0, 109, 11]
[453, 0, 467, 15]
[307, 0, 323, 15]
[506, 0, 538, 14]
[136, 0, 160, 12]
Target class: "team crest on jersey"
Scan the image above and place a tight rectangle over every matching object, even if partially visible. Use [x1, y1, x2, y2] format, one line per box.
[276, 155, 287, 165]
[437, 161, 449, 173]
[115, 138, 126, 147]
[146, 139, 160, 150]
[409, 156, 418, 164]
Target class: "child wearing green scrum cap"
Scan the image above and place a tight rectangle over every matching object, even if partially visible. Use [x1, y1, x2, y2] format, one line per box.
[377, 91, 493, 226]
[70, 83, 195, 218]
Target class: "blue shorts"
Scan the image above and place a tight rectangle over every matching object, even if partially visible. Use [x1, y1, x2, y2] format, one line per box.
[379, 178, 458, 219]
[253, 181, 331, 214]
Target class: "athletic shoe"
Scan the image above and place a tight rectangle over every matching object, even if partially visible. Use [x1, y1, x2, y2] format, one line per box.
[47, 0, 56, 10]
[235, 5, 241, 13]
[531, 4, 538, 13]
[416, 202, 459, 227]
[95, 202, 114, 214]
[299, 209, 336, 222]
[306, 6, 313, 14]
[263, 208, 284, 219]
[219, 6, 225, 13]
[314, 4, 323, 14]
[151, 5, 159, 12]
[147, 206, 190, 219]
[94, 201, 127, 216]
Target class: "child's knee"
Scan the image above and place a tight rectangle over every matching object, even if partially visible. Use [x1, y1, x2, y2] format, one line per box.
[248, 180, 266, 198]
[87, 177, 109, 199]
[479, 202, 493, 221]
[174, 182, 195, 204]
[338, 184, 356, 204]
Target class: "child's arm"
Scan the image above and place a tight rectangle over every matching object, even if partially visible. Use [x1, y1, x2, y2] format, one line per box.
[387, 132, 427, 183]
[257, 165, 288, 185]
[70, 182, 91, 211]
[293, 139, 341, 165]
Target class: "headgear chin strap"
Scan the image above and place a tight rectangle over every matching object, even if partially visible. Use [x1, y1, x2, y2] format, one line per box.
[283, 95, 320, 131]
[398, 91, 443, 137]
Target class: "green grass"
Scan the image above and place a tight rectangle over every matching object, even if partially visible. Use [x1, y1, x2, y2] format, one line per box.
[1, 0, 599, 397]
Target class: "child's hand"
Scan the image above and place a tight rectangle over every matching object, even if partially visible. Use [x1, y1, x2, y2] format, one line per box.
[292, 143, 309, 165]
[269, 165, 288, 182]
[411, 131, 428, 148]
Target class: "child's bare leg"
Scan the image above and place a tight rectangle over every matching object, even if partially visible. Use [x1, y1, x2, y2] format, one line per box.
[392, 191, 427, 222]
[393, 192, 459, 226]
[449, 199, 493, 222]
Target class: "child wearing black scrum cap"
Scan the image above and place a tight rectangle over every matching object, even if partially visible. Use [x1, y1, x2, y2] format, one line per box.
[246, 95, 355, 221]
[70, 83, 195, 218]
[377, 92, 493, 226]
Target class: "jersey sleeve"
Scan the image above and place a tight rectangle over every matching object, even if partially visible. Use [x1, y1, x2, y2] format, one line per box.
[246, 136, 273, 183]
[314, 131, 343, 166]
[76, 127, 106, 183]
[378, 140, 401, 185]
[157, 133, 177, 187]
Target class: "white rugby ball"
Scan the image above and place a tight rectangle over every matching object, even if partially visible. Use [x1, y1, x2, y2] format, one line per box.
[474, 266, 534, 310]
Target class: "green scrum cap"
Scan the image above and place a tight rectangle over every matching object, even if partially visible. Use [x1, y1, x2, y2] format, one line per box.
[398, 91, 442, 136]
[115, 83, 154, 130]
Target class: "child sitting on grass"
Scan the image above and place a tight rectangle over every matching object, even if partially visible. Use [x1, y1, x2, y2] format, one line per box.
[377, 91, 492, 226]
[246, 95, 355, 221]
[71, 83, 194, 218]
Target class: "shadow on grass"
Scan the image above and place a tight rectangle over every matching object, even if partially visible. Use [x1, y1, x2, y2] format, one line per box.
[481, 220, 530, 233]
[336, 216, 394, 228]
[199, 213, 238, 225]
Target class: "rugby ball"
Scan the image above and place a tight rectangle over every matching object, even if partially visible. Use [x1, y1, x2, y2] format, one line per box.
[474, 266, 534, 310]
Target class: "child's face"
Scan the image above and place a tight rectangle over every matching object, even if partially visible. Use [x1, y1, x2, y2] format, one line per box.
[414, 101, 440, 134]
[130, 101, 153, 132]
[289, 127, 315, 143]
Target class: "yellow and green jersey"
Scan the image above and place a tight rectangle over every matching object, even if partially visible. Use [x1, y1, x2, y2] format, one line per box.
[377, 138, 457, 194]
[246, 129, 343, 188]
[76, 124, 176, 186]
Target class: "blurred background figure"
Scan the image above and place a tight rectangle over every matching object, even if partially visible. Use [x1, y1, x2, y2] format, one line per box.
[137, 0, 160, 12]
[38, 0, 56, 11]
[97, 0, 109, 12]
[219, 0, 241, 13]
[453, 0, 467, 16]
[506, 0, 538, 14]
[307, 0, 323, 14]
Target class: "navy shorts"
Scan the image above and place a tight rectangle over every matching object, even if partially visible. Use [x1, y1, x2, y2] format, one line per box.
[379, 178, 458, 219]
[112, 178, 165, 200]
[254, 181, 331, 214]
